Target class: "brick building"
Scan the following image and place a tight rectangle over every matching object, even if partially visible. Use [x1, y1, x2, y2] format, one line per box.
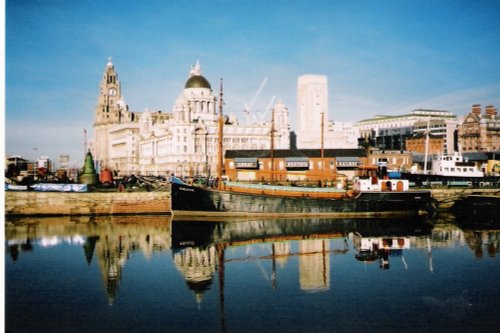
[405, 133, 445, 156]
[224, 149, 367, 184]
[458, 104, 500, 152]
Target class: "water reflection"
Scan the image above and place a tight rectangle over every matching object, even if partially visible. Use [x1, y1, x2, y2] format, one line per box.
[6, 216, 436, 302]
[6, 215, 172, 305]
[170, 217, 434, 300]
[5, 214, 500, 333]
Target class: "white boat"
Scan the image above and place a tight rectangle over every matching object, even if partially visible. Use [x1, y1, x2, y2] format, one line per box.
[428, 153, 483, 178]
[402, 152, 490, 186]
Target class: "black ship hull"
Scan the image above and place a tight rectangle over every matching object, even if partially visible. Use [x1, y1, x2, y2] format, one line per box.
[171, 182, 433, 217]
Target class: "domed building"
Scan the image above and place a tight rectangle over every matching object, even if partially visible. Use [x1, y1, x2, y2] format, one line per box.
[92, 59, 290, 177]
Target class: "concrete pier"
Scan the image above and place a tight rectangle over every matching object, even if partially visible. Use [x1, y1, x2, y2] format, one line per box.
[430, 188, 500, 210]
[5, 191, 171, 216]
[4, 188, 499, 216]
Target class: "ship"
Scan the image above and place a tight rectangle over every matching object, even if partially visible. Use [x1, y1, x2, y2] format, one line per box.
[401, 152, 500, 187]
[171, 176, 433, 217]
[170, 79, 434, 218]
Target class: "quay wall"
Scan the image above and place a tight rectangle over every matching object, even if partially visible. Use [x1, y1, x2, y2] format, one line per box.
[5, 188, 499, 216]
[430, 188, 500, 209]
[5, 191, 171, 216]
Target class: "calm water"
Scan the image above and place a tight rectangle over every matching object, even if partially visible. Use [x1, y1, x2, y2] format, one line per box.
[5, 214, 500, 333]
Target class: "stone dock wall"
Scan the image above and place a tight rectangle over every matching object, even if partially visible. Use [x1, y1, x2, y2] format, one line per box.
[5, 191, 171, 216]
[5, 188, 499, 216]
[430, 188, 500, 210]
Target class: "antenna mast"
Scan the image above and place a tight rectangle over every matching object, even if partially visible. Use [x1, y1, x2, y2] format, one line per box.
[270, 108, 275, 183]
[217, 78, 224, 189]
[320, 112, 325, 187]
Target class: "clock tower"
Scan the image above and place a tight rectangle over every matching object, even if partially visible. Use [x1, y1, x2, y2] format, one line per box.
[94, 57, 126, 125]
[93, 57, 132, 170]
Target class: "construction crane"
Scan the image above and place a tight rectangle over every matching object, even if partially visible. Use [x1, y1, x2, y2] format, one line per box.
[243, 77, 268, 124]
[256, 95, 276, 123]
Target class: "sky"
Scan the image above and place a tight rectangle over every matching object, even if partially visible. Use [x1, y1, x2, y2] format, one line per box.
[5, 0, 500, 165]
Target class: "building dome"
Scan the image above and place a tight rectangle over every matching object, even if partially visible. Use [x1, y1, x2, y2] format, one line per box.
[185, 75, 211, 89]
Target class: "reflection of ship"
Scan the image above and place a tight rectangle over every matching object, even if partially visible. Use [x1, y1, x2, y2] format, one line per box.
[170, 217, 433, 332]
[170, 218, 433, 290]
[353, 235, 410, 269]
[171, 218, 433, 250]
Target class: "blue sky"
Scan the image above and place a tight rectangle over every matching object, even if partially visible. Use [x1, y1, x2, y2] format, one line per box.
[5, 0, 500, 164]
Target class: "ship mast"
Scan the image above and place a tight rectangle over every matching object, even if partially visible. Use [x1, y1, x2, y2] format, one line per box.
[423, 117, 430, 174]
[270, 108, 275, 183]
[320, 112, 325, 187]
[217, 78, 224, 189]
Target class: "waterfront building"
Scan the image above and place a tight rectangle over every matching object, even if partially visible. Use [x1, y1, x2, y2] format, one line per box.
[296, 75, 357, 149]
[405, 133, 444, 156]
[58, 154, 70, 171]
[458, 104, 500, 152]
[411, 118, 458, 155]
[356, 109, 457, 151]
[5, 155, 30, 178]
[35, 156, 52, 174]
[366, 149, 413, 172]
[296, 75, 327, 149]
[92, 59, 291, 177]
[224, 148, 367, 183]
[328, 121, 359, 148]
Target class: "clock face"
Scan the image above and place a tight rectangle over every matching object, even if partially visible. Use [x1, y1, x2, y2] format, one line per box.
[108, 88, 116, 96]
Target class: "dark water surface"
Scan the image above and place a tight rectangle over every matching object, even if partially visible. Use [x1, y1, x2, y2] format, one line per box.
[5, 214, 500, 333]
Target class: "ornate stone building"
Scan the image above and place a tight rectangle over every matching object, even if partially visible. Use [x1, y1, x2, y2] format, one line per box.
[458, 104, 500, 152]
[92, 59, 290, 177]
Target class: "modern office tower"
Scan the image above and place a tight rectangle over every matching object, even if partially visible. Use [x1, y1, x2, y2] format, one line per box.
[296, 75, 328, 149]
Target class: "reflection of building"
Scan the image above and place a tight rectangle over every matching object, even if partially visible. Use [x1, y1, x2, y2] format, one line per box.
[4, 216, 172, 304]
[463, 230, 500, 258]
[298, 240, 330, 292]
[173, 246, 217, 305]
[273, 242, 291, 268]
[93, 222, 172, 305]
[96, 235, 127, 305]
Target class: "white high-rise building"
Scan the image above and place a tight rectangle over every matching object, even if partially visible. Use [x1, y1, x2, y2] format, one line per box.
[296, 75, 328, 149]
[296, 75, 358, 149]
